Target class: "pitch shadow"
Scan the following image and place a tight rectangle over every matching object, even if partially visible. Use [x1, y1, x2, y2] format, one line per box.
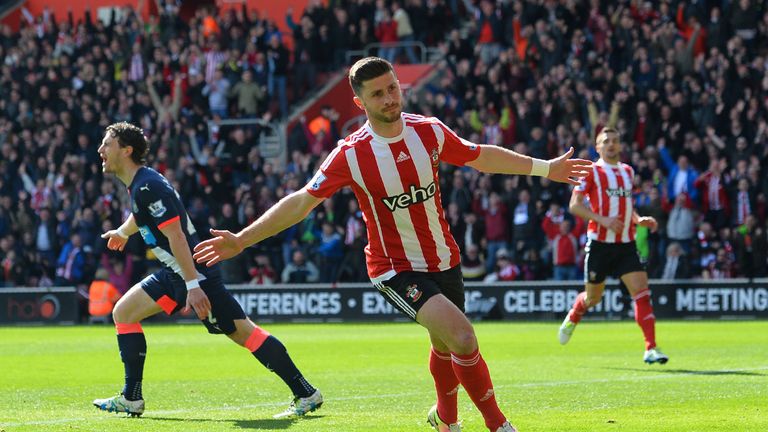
[144, 416, 323, 429]
[604, 367, 765, 376]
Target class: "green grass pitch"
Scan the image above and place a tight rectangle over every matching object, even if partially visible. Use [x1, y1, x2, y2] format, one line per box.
[1, 321, 766, 431]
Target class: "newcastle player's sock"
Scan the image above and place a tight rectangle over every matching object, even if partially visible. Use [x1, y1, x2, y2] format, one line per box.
[568, 292, 588, 324]
[451, 349, 506, 430]
[247, 327, 315, 398]
[116, 322, 146, 401]
[633, 288, 657, 350]
[429, 347, 460, 424]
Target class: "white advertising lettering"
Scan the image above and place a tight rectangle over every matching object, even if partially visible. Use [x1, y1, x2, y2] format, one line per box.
[232, 292, 342, 315]
[362, 292, 397, 314]
[503, 289, 622, 314]
[675, 288, 768, 312]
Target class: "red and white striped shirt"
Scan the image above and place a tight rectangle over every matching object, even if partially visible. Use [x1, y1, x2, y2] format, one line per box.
[306, 113, 481, 282]
[575, 159, 636, 243]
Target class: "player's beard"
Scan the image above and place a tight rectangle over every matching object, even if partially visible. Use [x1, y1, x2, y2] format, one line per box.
[604, 148, 620, 162]
[372, 103, 402, 123]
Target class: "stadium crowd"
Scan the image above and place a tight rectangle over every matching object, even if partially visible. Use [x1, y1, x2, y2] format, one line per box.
[0, 0, 767, 297]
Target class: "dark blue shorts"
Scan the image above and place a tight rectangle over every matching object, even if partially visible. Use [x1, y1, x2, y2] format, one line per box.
[140, 268, 245, 335]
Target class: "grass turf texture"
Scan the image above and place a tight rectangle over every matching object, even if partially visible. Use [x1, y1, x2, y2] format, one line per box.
[0, 321, 766, 432]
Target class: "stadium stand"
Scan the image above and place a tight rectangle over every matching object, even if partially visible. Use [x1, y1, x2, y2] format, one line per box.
[0, 0, 767, 304]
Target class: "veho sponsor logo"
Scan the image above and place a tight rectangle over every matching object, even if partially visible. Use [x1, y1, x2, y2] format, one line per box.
[382, 182, 437, 211]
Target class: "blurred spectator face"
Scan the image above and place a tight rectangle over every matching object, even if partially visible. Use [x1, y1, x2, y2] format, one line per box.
[489, 192, 500, 206]
[447, 202, 459, 218]
[637, 101, 647, 117]
[255, 255, 271, 267]
[559, 220, 572, 235]
[452, 171, 464, 188]
[675, 193, 687, 207]
[222, 203, 234, 217]
[292, 250, 305, 265]
[233, 128, 245, 144]
[269, 35, 280, 48]
[738, 178, 749, 192]
[660, 105, 671, 120]
[348, 199, 359, 214]
[736, 137, 747, 151]
[322, 222, 333, 235]
[716, 248, 728, 263]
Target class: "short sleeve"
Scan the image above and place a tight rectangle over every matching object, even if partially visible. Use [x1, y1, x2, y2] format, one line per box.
[136, 182, 180, 229]
[432, 119, 481, 166]
[306, 145, 351, 198]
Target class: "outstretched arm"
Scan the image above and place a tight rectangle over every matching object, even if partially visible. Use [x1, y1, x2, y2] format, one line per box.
[160, 219, 211, 320]
[193, 189, 325, 266]
[466, 146, 592, 185]
[633, 210, 658, 232]
[101, 214, 139, 252]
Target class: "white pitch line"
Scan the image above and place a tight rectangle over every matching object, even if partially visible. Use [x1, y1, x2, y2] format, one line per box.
[4, 366, 766, 428]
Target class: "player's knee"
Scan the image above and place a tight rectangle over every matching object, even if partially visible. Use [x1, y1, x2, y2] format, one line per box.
[112, 299, 139, 324]
[584, 296, 602, 308]
[112, 302, 127, 323]
[449, 329, 478, 354]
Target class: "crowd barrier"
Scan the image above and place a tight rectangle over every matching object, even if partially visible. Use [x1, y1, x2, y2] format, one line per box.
[2, 280, 767, 325]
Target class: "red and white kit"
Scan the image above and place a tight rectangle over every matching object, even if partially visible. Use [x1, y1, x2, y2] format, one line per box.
[575, 159, 636, 243]
[306, 113, 480, 283]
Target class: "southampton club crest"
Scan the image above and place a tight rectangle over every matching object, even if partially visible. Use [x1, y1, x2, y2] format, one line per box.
[405, 284, 422, 303]
[430, 149, 439, 167]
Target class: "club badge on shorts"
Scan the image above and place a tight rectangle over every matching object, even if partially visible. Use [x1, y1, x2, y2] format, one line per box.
[405, 284, 422, 302]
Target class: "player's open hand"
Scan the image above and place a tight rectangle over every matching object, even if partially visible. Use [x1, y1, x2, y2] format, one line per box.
[599, 216, 624, 233]
[101, 230, 128, 252]
[547, 147, 593, 185]
[183, 287, 211, 320]
[192, 229, 244, 267]
[637, 216, 658, 232]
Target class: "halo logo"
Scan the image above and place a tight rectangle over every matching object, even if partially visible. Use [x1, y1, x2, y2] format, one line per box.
[7, 294, 61, 320]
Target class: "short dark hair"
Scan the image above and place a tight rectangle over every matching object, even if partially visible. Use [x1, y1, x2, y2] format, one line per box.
[348, 56, 394, 95]
[596, 127, 619, 144]
[106, 122, 149, 165]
